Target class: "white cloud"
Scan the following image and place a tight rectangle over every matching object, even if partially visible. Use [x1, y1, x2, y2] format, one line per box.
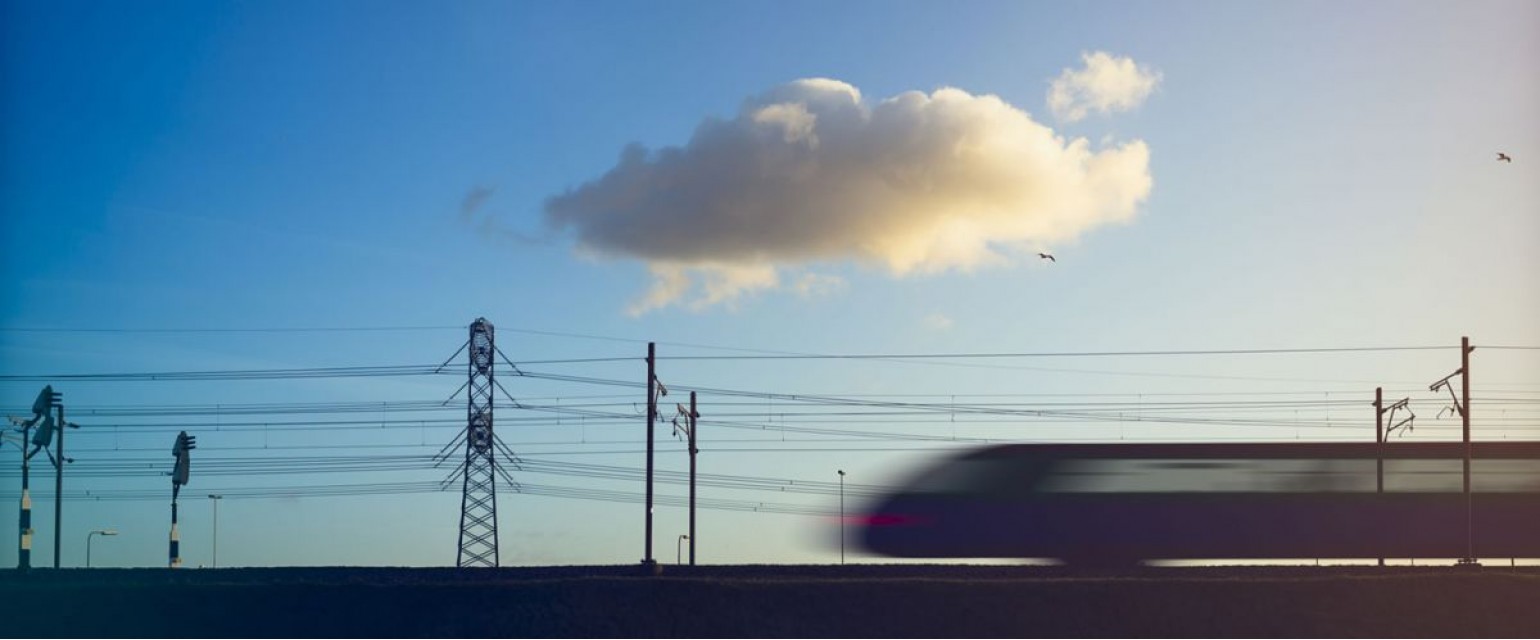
[1048, 51, 1162, 123]
[922, 313, 955, 331]
[791, 272, 847, 298]
[626, 262, 780, 316]
[626, 264, 693, 317]
[548, 77, 1154, 313]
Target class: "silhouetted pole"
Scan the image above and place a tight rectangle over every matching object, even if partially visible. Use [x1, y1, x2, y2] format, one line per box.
[1461, 336, 1473, 565]
[838, 469, 846, 564]
[689, 391, 698, 566]
[1374, 387, 1384, 567]
[1428, 339, 1475, 565]
[86, 529, 115, 568]
[169, 493, 180, 568]
[209, 494, 222, 568]
[18, 418, 31, 570]
[644, 342, 656, 568]
[53, 402, 63, 569]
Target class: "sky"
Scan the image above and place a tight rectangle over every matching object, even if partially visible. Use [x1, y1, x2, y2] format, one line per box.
[2, 0, 1537, 569]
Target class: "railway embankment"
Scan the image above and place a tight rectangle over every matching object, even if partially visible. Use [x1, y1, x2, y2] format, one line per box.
[3, 565, 1537, 637]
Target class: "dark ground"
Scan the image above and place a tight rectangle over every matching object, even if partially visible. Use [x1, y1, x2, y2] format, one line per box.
[3, 564, 1538, 638]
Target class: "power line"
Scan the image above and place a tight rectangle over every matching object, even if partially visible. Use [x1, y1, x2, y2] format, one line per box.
[0, 364, 452, 382]
[0, 480, 835, 516]
[0, 325, 463, 334]
[656, 346, 1462, 360]
[13, 392, 1536, 417]
[5, 344, 1531, 384]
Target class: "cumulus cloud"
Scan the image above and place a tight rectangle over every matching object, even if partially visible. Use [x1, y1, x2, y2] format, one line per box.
[1048, 51, 1162, 123]
[546, 77, 1153, 313]
[628, 261, 780, 315]
[922, 313, 955, 331]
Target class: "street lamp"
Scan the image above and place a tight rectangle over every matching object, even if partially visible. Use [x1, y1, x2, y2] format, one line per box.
[208, 494, 223, 568]
[677, 534, 689, 565]
[837, 470, 846, 565]
[86, 529, 117, 568]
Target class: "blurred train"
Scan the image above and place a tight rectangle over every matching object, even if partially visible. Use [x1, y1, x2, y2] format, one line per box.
[856, 442, 1540, 564]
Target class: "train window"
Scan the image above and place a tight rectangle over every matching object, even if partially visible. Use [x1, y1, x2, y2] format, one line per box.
[1474, 459, 1540, 493]
[1383, 459, 1463, 492]
[1039, 458, 1376, 493]
[1038, 459, 1248, 493]
[1258, 459, 1376, 492]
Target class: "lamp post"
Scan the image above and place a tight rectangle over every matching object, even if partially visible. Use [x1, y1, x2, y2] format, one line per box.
[838, 469, 846, 565]
[208, 494, 223, 568]
[86, 529, 117, 568]
[677, 534, 689, 565]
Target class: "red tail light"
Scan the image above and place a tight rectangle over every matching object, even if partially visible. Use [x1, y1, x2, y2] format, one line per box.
[843, 513, 928, 527]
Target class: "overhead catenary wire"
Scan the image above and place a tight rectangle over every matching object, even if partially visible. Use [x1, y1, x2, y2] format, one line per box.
[0, 326, 465, 334]
[7, 338, 1534, 384]
[2, 333, 1533, 529]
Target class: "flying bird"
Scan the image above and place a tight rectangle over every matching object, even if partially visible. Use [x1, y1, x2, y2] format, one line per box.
[1497, 152, 1512, 163]
[1037, 253, 1056, 262]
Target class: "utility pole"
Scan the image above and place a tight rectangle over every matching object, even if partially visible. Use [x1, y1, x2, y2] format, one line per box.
[670, 392, 700, 565]
[1376, 389, 1413, 567]
[16, 414, 33, 571]
[838, 469, 846, 565]
[689, 391, 697, 566]
[170, 431, 194, 568]
[1375, 387, 1383, 489]
[643, 342, 658, 570]
[1374, 387, 1382, 568]
[1428, 336, 1476, 566]
[676, 391, 699, 566]
[15, 386, 62, 570]
[17, 417, 32, 571]
[53, 399, 63, 569]
[1461, 336, 1474, 566]
[169, 498, 179, 568]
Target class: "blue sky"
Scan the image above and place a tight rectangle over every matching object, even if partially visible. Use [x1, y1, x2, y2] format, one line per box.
[2, 0, 1537, 568]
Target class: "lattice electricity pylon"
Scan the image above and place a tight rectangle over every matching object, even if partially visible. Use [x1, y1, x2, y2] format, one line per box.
[458, 317, 499, 567]
[432, 318, 528, 568]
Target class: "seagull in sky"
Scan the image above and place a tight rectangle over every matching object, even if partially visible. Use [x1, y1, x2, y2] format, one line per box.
[1497, 152, 1512, 163]
[1037, 252, 1056, 262]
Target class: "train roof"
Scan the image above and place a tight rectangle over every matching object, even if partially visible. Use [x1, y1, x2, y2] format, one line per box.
[965, 441, 1540, 460]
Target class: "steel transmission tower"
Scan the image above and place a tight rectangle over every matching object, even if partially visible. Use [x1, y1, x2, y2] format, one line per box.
[457, 318, 499, 567]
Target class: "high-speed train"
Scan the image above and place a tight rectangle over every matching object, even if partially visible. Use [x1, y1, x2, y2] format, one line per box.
[856, 442, 1540, 564]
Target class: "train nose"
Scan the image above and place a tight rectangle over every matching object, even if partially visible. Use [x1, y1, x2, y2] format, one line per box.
[854, 499, 941, 557]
